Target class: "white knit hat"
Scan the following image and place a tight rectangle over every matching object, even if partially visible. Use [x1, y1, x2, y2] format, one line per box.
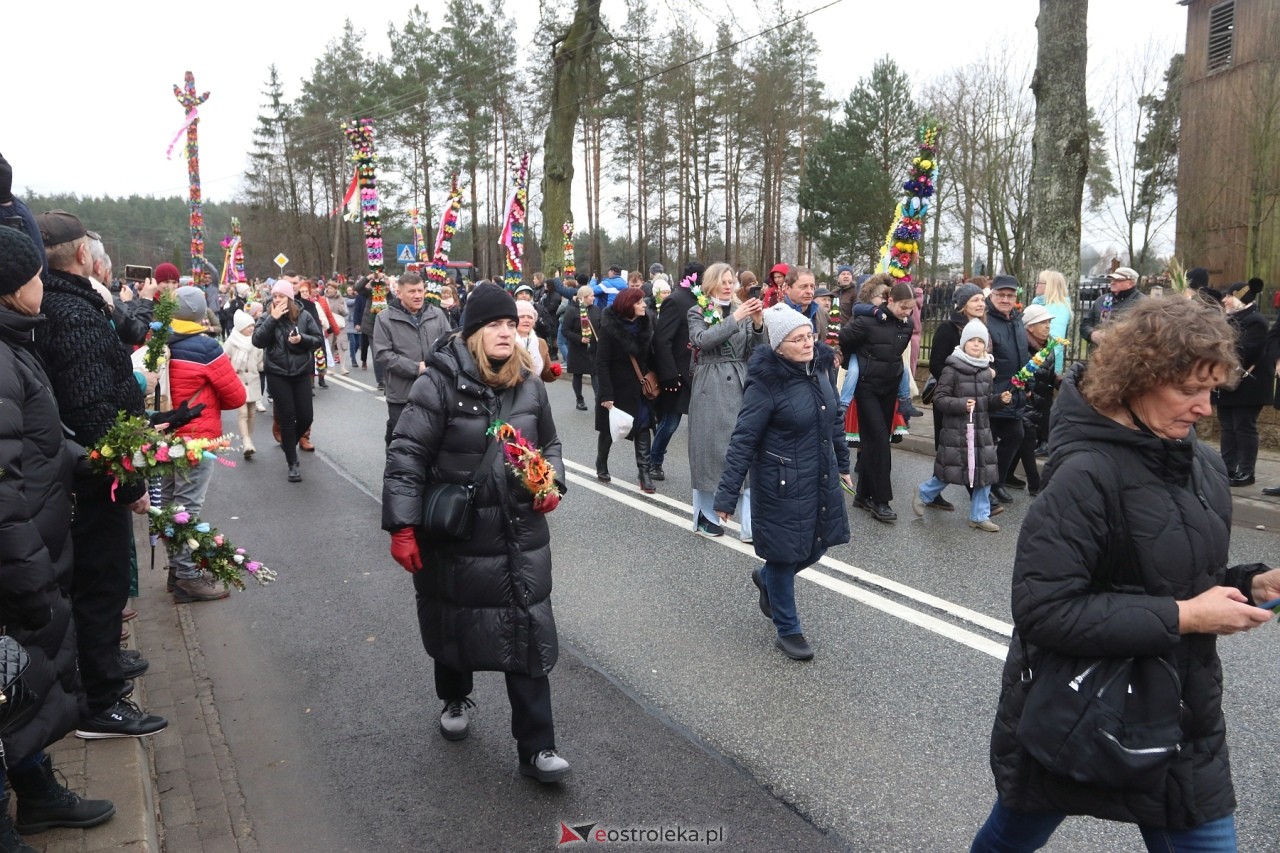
[763, 304, 812, 350]
[961, 318, 990, 348]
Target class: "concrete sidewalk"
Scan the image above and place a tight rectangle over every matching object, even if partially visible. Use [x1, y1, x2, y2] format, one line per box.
[28, 518, 256, 853]
[25, 405, 1280, 853]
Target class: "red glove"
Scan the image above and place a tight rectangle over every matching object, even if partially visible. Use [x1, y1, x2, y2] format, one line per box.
[533, 492, 560, 514]
[549, 362, 562, 377]
[390, 528, 423, 573]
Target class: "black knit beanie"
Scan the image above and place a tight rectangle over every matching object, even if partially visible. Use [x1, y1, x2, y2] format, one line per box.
[0, 225, 43, 295]
[461, 282, 518, 338]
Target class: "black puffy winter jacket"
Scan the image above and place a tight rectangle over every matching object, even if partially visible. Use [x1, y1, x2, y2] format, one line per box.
[252, 305, 323, 377]
[839, 311, 910, 396]
[988, 365, 1267, 830]
[0, 307, 84, 765]
[382, 333, 565, 676]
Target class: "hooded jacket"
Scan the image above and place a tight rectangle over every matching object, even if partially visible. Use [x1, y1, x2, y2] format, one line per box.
[167, 322, 247, 439]
[714, 344, 850, 563]
[0, 306, 83, 765]
[932, 351, 1004, 487]
[382, 333, 564, 676]
[988, 365, 1267, 830]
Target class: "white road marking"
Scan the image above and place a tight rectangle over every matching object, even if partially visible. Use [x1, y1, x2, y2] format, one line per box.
[564, 468, 1011, 661]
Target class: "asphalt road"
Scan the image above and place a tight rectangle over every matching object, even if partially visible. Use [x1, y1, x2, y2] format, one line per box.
[189, 365, 1280, 852]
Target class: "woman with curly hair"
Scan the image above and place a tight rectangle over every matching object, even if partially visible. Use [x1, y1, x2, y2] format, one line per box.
[972, 297, 1280, 851]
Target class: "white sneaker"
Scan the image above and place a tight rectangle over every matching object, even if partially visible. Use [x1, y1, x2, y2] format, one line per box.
[341, 367, 351, 375]
[912, 490, 925, 517]
[520, 749, 571, 783]
[255, 400, 267, 412]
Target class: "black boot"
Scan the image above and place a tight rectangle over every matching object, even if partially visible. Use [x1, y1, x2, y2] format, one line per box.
[635, 430, 656, 494]
[595, 432, 612, 482]
[10, 755, 115, 834]
[0, 797, 35, 853]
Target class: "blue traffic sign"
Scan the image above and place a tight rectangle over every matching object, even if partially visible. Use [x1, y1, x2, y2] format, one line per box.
[396, 244, 416, 264]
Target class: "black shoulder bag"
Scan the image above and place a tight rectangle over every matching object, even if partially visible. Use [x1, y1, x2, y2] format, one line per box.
[1014, 464, 1184, 791]
[418, 388, 512, 540]
[0, 634, 39, 736]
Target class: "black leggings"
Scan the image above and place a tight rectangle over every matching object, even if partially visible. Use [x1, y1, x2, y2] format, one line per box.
[572, 373, 588, 400]
[360, 332, 373, 366]
[267, 372, 313, 464]
[854, 386, 898, 504]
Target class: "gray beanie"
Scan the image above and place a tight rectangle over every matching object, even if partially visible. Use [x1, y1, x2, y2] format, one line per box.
[961, 318, 990, 349]
[173, 285, 207, 321]
[763, 303, 812, 350]
[953, 283, 983, 310]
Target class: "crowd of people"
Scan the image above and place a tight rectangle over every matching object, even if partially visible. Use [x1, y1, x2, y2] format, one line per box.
[5, 137, 1280, 846]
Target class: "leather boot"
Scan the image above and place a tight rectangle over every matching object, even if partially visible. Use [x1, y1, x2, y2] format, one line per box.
[299, 429, 315, 452]
[635, 430, 656, 494]
[10, 755, 115, 834]
[595, 431, 612, 482]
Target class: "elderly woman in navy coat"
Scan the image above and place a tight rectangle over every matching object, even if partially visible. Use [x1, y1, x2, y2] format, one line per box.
[714, 304, 852, 661]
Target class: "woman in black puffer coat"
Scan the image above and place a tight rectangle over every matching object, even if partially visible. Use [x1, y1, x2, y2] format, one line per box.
[252, 281, 322, 482]
[0, 227, 114, 845]
[973, 298, 1280, 850]
[714, 304, 851, 662]
[382, 284, 571, 784]
[594, 288, 657, 491]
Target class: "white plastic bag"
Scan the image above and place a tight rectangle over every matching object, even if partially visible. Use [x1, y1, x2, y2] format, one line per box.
[608, 406, 634, 442]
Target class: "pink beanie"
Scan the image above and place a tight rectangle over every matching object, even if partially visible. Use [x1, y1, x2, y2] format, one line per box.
[271, 280, 295, 299]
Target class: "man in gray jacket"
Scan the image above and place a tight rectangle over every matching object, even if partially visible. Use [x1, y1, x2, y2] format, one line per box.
[373, 273, 452, 444]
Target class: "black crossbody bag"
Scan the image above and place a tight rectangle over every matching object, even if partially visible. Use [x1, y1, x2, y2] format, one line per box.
[1014, 459, 1184, 791]
[418, 388, 512, 540]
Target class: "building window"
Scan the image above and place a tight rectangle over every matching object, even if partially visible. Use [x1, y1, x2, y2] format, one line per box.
[1207, 1, 1234, 72]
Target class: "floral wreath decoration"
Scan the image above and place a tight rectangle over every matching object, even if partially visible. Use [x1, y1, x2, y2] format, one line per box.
[149, 504, 276, 590]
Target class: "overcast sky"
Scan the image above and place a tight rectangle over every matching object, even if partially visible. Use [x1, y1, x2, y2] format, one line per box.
[5, 0, 1187, 253]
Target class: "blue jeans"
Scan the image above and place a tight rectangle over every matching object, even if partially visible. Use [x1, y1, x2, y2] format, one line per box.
[840, 359, 860, 409]
[649, 412, 682, 466]
[898, 368, 911, 402]
[347, 331, 361, 361]
[762, 544, 824, 636]
[919, 476, 991, 522]
[971, 800, 1238, 852]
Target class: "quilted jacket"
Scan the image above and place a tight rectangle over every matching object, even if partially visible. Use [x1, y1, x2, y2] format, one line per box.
[988, 365, 1267, 829]
[714, 344, 850, 563]
[382, 333, 564, 676]
[0, 306, 83, 764]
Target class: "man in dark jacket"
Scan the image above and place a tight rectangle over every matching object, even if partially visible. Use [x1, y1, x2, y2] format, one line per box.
[373, 273, 452, 444]
[1081, 265, 1145, 344]
[33, 210, 168, 740]
[984, 276, 1028, 505]
[649, 261, 703, 479]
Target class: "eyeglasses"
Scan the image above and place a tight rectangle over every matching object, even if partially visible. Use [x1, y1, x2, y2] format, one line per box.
[784, 332, 815, 345]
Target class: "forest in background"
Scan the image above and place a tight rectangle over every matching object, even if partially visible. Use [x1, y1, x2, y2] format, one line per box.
[26, 0, 1183, 285]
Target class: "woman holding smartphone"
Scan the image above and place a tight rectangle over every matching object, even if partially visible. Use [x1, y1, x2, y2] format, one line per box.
[253, 280, 322, 482]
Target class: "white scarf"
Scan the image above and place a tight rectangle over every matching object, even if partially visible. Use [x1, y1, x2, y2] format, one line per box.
[522, 332, 544, 375]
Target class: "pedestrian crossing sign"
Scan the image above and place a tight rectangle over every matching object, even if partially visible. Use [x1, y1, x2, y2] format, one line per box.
[396, 244, 415, 264]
